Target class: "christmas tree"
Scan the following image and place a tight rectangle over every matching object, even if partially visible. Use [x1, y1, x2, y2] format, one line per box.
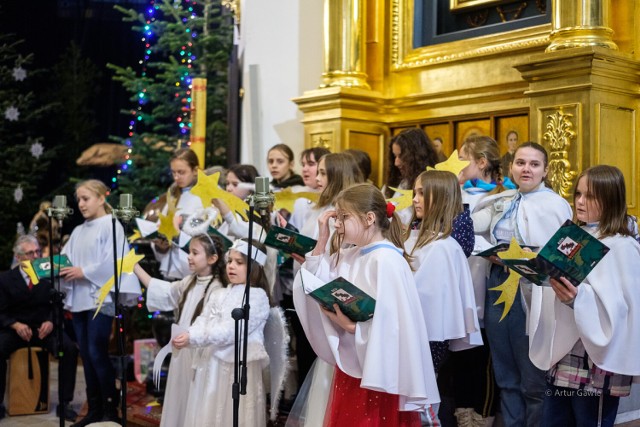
[0, 34, 57, 265]
[108, 0, 234, 209]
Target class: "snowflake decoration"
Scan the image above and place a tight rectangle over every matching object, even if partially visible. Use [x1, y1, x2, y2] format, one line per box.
[14, 185, 24, 203]
[4, 106, 19, 121]
[30, 141, 45, 158]
[12, 67, 27, 81]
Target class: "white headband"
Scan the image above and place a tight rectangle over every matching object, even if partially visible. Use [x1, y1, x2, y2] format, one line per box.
[230, 239, 267, 266]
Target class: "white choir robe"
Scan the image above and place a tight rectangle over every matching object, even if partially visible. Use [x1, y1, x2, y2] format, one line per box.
[529, 232, 640, 379]
[146, 274, 223, 427]
[405, 232, 482, 350]
[62, 214, 142, 312]
[293, 240, 440, 412]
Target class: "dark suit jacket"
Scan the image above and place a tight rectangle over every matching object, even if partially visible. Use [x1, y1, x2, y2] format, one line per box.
[0, 268, 53, 330]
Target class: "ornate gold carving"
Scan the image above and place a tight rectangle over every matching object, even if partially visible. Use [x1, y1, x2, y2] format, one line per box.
[543, 111, 578, 197]
[466, 10, 489, 27]
[221, 0, 240, 24]
[496, 3, 528, 23]
[311, 133, 333, 149]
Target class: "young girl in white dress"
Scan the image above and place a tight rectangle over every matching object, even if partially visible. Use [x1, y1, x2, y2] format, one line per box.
[529, 165, 640, 427]
[60, 179, 142, 427]
[293, 183, 439, 427]
[134, 234, 227, 427]
[174, 239, 273, 427]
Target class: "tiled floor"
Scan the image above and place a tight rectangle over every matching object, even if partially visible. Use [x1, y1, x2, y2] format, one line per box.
[3, 360, 640, 427]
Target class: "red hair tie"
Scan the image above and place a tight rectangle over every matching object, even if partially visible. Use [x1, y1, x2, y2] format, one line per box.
[386, 202, 396, 218]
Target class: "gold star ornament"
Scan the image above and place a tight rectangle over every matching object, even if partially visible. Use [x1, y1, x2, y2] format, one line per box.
[385, 187, 414, 212]
[274, 187, 319, 213]
[427, 150, 470, 177]
[94, 249, 145, 317]
[157, 199, 179, 242]
[191, 170, 250, 220]
[489, 238, 537, 321]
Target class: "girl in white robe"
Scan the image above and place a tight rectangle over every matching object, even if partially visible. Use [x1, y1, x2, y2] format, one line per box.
[472, 142, 572, 427]
[174, 239, 272, 427]
[293, 183, 439, 427]
[153, 148, 204, 280]
[528, 165, 640, 427]
[60, 179, 142, 426]
[134, 233, 227, 427]
[405, 171, 481, 366]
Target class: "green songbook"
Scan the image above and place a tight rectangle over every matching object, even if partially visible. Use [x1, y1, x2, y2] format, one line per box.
[501, 220, 610, 287]
[264, 226, 317, 257]
[299, 268, 375, 322]
[31, 254, 73, 279]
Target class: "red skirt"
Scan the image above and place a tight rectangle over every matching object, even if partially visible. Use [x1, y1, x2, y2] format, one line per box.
[324, 367, 421, 427]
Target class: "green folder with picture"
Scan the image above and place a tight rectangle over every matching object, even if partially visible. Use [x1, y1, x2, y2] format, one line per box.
[264, 225, 317, 257]
[31, 254, 73, 279]
[501, 220, 610, 287]
[298, 267, 375, 322]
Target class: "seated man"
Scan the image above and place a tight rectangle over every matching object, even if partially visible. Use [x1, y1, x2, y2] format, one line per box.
[0, 234, 79, 421]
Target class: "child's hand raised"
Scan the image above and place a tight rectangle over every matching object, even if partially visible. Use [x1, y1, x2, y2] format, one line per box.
[321, 303, 356, 334]
[313, 209, 336, 256]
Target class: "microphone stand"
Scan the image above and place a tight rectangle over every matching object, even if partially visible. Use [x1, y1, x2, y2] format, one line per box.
[47, 211, 66, 427]
[231, 199, 255, 427]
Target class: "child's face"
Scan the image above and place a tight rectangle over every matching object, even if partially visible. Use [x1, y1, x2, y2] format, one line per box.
[412, 180, 425, 219]
[187, 240, 218, 276]
[458, 146, 485, 184]
[76, 186, 106, 221]
[301, 154, 319, 189]
[267, 149, 292, 182]
[226, 249, 247, 285]
[574, 176, 602, 223]
[334, 205, 368, 246]
[316, 158, 328, 191]
[171, 159, 198, 189]
[225, 171, 251, 200]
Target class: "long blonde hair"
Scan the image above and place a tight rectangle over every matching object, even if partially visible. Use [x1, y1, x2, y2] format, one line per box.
[407, 170, 463, 252]
[75, 179, 113, 214]
[317, 153, 364, 208]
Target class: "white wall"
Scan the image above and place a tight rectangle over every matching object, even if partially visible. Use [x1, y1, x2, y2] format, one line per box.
[240, 0, 323, 177]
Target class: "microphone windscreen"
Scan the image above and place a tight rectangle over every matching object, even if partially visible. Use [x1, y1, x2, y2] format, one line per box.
[53, 195, 67, 210]
[255, 176, 270, 194]
[120, 193, 133, 209]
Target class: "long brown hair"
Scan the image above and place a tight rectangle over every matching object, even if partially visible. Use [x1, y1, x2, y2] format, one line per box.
[168, 148, 199, 205]
[333, 183, 410, 264]
[574, 165, 633, 239]
[316, 153, 364, 208]
[176, 234, 228, 324]
[461, 135, 507, 195]
[407, 171, 463, 252]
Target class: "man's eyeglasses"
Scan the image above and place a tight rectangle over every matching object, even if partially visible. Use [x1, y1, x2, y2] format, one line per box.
[21, 250, 41, 257]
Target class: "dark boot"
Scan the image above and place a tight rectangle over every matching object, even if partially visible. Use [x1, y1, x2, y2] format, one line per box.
[102, 394, 121, 423]
[71, 389, 103, 427]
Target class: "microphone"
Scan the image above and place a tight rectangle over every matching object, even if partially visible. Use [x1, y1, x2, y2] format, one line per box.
[47, 195, 74, 222]
[250, 177, 275, 217]
[113, 193, 139, 223]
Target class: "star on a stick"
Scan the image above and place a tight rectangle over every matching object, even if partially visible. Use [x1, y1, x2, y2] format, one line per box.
[427, 150, 470, 176]
[489, 238, 537, 321]
[386, 187, 414, 212]
[191, 170, 250, 220]
[21, 261, 40, 285]
[94, 249, 145, 317]
[128, 230, 142, 243]
[274, 187, 319, 213]
[158, 199, 179, 242]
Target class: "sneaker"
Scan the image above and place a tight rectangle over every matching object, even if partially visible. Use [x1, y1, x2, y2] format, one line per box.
[56, 403, 78, 422]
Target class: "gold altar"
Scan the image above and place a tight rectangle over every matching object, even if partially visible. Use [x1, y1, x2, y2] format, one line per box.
[293, 0, 640, 213]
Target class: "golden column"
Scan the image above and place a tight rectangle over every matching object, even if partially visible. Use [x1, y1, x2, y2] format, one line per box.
[547, 0, 617, 51]
[321, 0, 370, 89]
[517, 0, 640, 214]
